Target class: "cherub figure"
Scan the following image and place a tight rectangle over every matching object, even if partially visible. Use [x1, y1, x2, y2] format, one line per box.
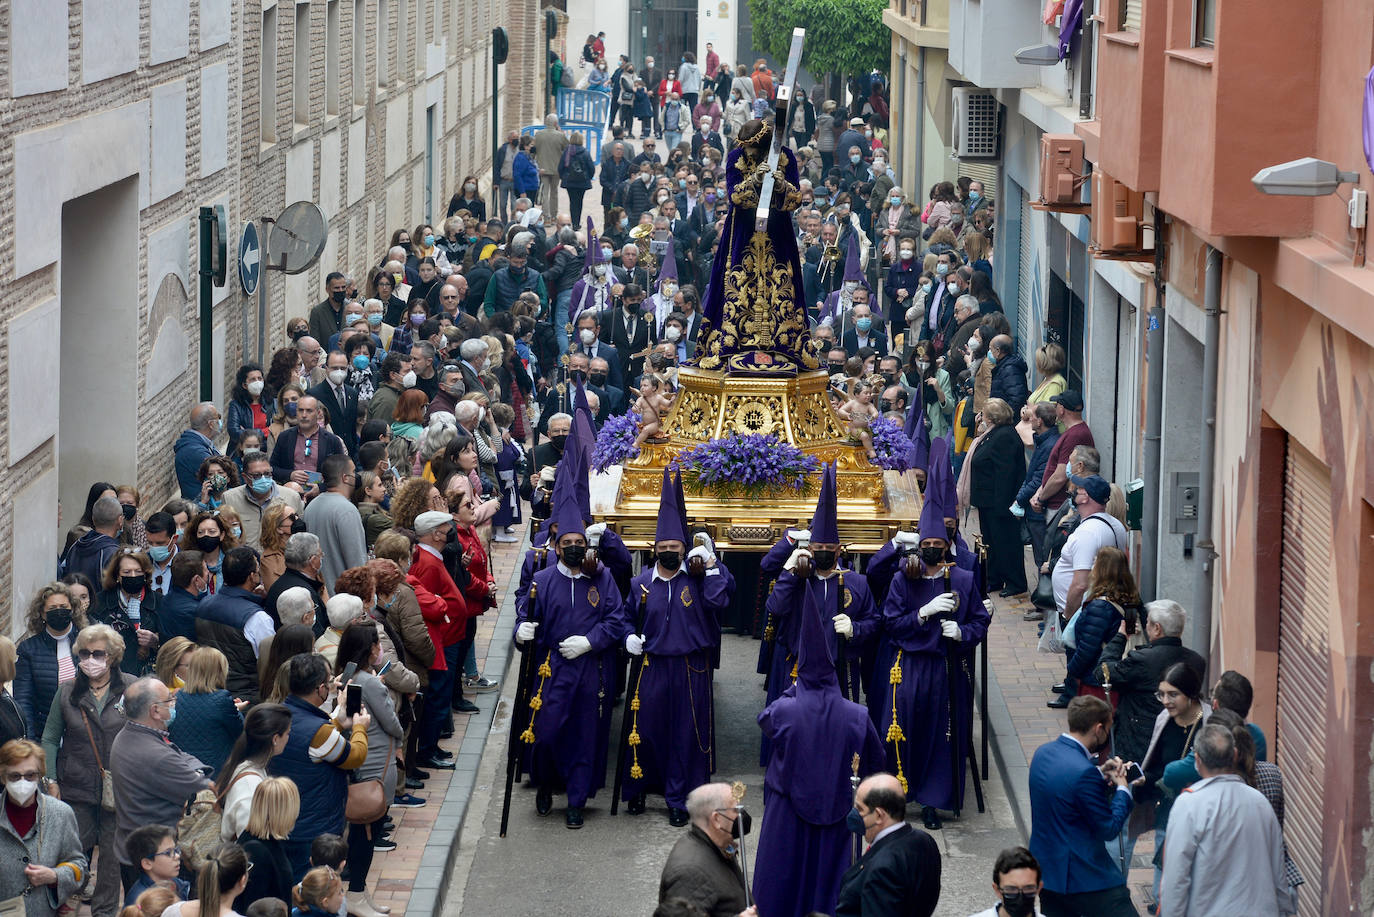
[632, 373, 676, 447]
[836, 378, 880, 458]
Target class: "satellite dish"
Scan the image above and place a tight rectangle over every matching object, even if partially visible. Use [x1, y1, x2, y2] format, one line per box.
[264, 201, 328, 275]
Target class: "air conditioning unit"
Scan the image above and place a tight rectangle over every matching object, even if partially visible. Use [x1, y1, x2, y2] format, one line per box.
[952, 88, 1000, 160]
[1039, 134, 1084, 204]
[1091, 170, 1146, 251]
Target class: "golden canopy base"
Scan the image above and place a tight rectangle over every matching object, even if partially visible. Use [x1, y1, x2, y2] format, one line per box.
[593, 367, 923, 552]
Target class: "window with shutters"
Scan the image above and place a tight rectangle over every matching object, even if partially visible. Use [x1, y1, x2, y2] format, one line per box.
[1193, 0, 1215, 46]
[1117, 0, 1141, 31]
[1275, 439, 1330, 917]
[1017, 187, 1036, 355]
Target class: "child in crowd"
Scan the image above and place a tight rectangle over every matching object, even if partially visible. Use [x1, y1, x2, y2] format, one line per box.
[490, 403, 525, 543]
[290, 867, 344, 917]
[123, 824, 191, 905]
[308, 835, 349, 917]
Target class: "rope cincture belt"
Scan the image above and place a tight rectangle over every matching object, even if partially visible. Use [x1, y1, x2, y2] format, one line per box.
[887, 648, 907, 793]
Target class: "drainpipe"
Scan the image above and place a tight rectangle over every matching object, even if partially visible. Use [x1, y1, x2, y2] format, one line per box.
[1194, 246, 1222, 662]
[915, 47, 926, 194]
[1138, 208, 1166, 601]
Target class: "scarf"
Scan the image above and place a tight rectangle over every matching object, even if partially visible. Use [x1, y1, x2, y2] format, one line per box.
[885, 206, 902, 259]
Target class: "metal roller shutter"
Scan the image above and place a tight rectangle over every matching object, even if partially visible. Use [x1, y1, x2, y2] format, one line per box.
[1275, 440, 1330, 917]
[958, 161, 999, 201]
[1120, 0, 1142, 31]
[1017, 188, 1035, 354]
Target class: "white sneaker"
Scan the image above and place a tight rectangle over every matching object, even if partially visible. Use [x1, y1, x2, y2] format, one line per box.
[493, 533, 519, 543]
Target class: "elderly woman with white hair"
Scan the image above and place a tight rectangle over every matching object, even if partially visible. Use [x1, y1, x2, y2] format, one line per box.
[313, 592, 366, 669]
[361, 299, 395, 352]
[878, 186, 922, 263]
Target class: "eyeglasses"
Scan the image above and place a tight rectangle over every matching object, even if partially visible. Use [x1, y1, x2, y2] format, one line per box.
[303, 438, 313, 457]
[1155, 690, 1183, 702]
[154, 846, 183, 859]
[247, 471, 273, 481]
[998, 885, 1040, 896]
[77, 649, 108, 661]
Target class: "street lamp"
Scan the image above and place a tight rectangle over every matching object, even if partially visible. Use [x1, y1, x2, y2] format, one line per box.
[1251, 157, 1360, 196]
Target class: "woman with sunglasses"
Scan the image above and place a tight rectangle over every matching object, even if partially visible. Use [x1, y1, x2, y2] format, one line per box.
[91, 551, 163, 676]
[257, 503, 298, 593]
[0, 738, 87, 917]
[39, 624, 131, 917]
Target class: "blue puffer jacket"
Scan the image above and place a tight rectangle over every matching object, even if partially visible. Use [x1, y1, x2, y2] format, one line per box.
[14, 631, 71, 739]
[1066, 597, 1124, 683]
[174, 428, 217, 499]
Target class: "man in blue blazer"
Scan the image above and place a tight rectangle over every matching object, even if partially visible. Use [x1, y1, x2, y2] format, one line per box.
[1028, 696, 1139, 917]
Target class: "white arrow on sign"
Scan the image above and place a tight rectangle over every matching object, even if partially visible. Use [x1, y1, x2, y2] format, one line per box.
[243, 246, 259, 271]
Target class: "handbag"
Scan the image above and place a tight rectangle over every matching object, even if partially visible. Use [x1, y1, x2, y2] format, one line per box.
[79, 709, 116, 811]
[178, 770, 256, 871]
[345, 738, 393, 824]
[1036, 607, 1064, 655]
[1031, 571, 1056, 609]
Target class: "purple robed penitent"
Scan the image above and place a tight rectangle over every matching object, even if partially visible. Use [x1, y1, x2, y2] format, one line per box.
[753, 576, 885, 917]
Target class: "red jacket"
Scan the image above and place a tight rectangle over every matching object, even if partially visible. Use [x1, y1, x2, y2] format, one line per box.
[454, 525, 494, 621]
[657, 79, 682, 105]
[406, 572, 451, 671]
[409, 545, 466, 650]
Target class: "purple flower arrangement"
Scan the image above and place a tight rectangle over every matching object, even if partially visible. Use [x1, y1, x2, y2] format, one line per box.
[671, 432, 820, 498]
[591, 412, 642, 472]
[868, 415, 916, 472]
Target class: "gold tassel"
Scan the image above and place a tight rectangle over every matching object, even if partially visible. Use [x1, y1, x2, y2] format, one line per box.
[628, 656, 649, 781]
[522, 650, 553, 745]
[888, 649, 907, 793]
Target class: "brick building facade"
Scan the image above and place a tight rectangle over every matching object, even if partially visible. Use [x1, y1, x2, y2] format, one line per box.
[0, 0, 540, 635]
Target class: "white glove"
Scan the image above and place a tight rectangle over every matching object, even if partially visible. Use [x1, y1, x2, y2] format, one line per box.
[892, 531, 920, 550]
[688, 545, 716, 568]
[559, 635, 592, 659]
[694, 532, 716, 558]
[539, 466, 557, 485]
[585, 522, 606, 546]
[919, 592, 957, 621]
[784, 547, 812, 572]
[625, 634, 645, 656]
[516, 621, 539, 644]
[940, 620, 962, 641]
[984, 598, 995, 617]
[833, 613, 854, 638]
[787, 528, 811, 546]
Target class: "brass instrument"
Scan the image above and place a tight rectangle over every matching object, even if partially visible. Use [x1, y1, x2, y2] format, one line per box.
[630, 222, 658, 276]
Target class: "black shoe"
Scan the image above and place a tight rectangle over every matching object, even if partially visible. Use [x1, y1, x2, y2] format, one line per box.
[536, 787, 553, 816]
[428, 750, 455, 763]
[373, 835, 397, 852]
[404, 776, 424, 790]
[1047, 695, 1072, 709]
[627, 793, 646, 816]
[417, 756, 456, 770]
[453, 698, 480, 714]
[922, 805, 942, 830]
[1000, 587, 1026, 598]
[668, 807, 690, 827]
[566, 806, 585, 829]
[1051, 682, 1067, 694]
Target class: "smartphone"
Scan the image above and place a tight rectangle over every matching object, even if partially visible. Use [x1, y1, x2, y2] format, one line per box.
[377, 659, 392, 677]
[1124, 762, 1144, 783]
[340, 661, 359, 686]
[305, 471, 324, 486]
[345, 682, 363, 717]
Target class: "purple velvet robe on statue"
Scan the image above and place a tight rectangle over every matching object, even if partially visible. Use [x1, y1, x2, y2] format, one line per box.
[517, 562, 628, 807]
[620, 563, 735, 808]
[753, 585, 885, 917]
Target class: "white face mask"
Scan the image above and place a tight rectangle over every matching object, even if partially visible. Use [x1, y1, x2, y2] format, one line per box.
[916, 360, 930, 373]
[580, 329, 596, 345]
[5, 778, 37, 805]
[899, 248, 914, 259]
[246, 380, 265, 397]
[947, 281, 959, 295]
[665, 326, 682, 342]
[402, 370, 418, 388]
[328, 369, 348, 385]
[843, 281, 858, 293]
[594, 264, 608, 278]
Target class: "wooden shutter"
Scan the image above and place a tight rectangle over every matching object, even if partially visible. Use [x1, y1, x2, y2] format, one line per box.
[1275, 440, 1330, 917]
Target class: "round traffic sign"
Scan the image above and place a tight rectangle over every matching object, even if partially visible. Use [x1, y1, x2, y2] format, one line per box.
[239, 221, 261, 295]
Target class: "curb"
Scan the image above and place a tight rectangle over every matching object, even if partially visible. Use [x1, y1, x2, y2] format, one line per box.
[410, 546, 523, 917]
[983, 659, 1032, 841]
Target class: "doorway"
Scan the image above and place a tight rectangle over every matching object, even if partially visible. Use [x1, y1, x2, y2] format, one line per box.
[59, 179, 140, 532]
[629, 0, 698, 72]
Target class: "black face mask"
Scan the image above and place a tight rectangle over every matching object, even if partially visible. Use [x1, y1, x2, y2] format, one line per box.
[878, 399, 892, 413]
[656, 550, 683, 571]
[46, 611, 73, 631]
[731, 810, 752, 838]
[551, 434, 569, 451]
[811, 549, 837, 570]
[945, 522, 958, 543]
[196, 534, 222, 553]
[332, 290, 346, 305]
[290, 517, 308, 535]
[920, 546, 945, 567]
[999, 891, 1036, 917]
[561, 544, 588, 567]
[589, 372, 608, 387]
[121, 575, 147, 595]
[121, 503, 137, 520]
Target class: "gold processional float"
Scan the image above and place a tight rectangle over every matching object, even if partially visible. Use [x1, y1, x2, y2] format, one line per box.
[589, 28, 921, 551]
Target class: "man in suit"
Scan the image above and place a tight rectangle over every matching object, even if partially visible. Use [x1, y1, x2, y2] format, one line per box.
[587, 357, 625, 416]
[835, 773, 942, 917]
[307, 351, 360, 456]
[1027, 696, 1139, 917]
[268, 395, 347, 495]
[841, 298, 887, 357]
[599, 283, 655, 383]
[612, 244, 650, 290]
[570, 310, 623, 391]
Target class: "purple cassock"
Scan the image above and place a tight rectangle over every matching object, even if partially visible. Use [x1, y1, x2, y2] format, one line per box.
[872, 498, 989, 813]
[691, 138, 814, 373]
[516, 479, 629, 808]
[621, 470, 736, 809]
[568, 216, 613, 327]
[753, 574, 885, 917]
[760, 465, 876, 764]
[904, 388, 932, 472]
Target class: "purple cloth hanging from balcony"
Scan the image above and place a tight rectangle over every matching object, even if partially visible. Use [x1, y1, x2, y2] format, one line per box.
[1364, 66, 1374, 175]
[1058, 0, 1084, 60]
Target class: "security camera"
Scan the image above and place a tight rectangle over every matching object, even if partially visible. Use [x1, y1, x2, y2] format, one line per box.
[1251, 157, 1360, 197]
